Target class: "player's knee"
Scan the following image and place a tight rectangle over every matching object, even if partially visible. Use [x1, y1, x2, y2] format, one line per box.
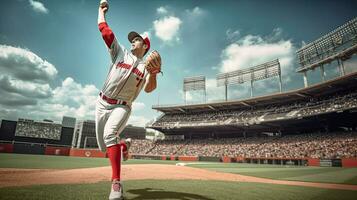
[103, 133, 119, 146]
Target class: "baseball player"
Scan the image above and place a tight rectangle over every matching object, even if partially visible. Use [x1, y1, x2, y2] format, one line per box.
[96, 1, 161, 200]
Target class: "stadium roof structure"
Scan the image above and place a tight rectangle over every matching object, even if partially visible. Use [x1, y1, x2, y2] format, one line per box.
[152, 71, 357, 114]
[296, 17, 357, 73]
[217, 59, 282, 99]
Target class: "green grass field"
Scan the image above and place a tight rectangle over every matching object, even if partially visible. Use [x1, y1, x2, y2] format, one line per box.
[0, 153, 178, 169]
[188, 163, 357, 185]
[1, 153, 357, 200]
[1, 180, 357, 200]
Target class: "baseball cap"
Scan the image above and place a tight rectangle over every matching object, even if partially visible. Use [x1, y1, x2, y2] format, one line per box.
[128, 31, 150, 54]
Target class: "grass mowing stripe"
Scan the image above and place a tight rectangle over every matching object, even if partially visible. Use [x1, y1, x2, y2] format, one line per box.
[0, 153, 110, 169]
[0, 180, 356, 200]
[189, 163, 357, 185]
[0, 154, 180, 169]
[279, 168, 357, 185]
[188, 163, 307, 168]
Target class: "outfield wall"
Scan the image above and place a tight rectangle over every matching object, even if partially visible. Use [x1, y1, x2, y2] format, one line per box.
[13, 143, 45, 155]
[0, 143, 13, 153]
[1, 142, 357, 167]
[308, 158, 320, 166]
[342, 158, 357, 167]
[45, 146, 71, 156]
[69, 148, 107, 158]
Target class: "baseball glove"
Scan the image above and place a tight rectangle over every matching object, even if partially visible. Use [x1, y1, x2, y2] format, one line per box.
[145, 50, 162, 75]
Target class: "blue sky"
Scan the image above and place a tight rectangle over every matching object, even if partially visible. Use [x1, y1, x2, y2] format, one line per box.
[0, 0, 356, 126]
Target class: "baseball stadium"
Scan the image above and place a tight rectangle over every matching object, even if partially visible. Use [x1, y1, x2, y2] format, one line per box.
[1, 1, 357, 200]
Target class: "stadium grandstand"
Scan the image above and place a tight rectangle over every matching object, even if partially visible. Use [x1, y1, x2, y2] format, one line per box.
[15, 118, 62, 140]
[148, 72, 357, 138]
[0, 117, 75, 155]
[130, 132, 357, 159]
[141, 72, 357, 163]
[0, 118, 74, 145]
[135, 17, 357, 166]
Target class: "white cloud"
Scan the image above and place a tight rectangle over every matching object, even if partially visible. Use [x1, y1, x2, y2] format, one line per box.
[52, 77, 98, 107]
[271, 28, 283, 40]
[157, 6, 168, 15]
[205, 78, 225, 102]
[301, 40, 307, 48]
[0, 45, 99, 122]
[180, 89, 192, 102]
[0, 45, 57, 83]
[183, 7, 206, 32]
[29, 0, 49, 14]
[0, 45, 57, 107]
[220, 30, 295, 74]
[0, 76, 99, 122]
[153, 16, 182, 42]
[212, 29, 298, 100]
[152, 6, 205, 44]
[127, 115, 151, 127]
[226, 29, 240, 41]
[50, 77, 99, 119]
[0, 75, 52, 99]
[185, 7, 204, 17]
[132, 102, 145, 111]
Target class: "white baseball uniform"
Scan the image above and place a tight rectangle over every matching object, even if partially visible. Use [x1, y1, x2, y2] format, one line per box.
[96, 22, 149, 152]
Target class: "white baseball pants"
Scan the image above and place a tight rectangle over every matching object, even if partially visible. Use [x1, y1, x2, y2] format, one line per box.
[95, 97, 131, 152]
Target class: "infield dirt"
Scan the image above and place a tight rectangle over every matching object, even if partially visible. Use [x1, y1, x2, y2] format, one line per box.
[1, 164, 356, 191]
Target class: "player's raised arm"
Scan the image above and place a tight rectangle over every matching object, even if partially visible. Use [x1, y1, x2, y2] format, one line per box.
[97, 0, 108, 24]
[97, 0, 122, 64]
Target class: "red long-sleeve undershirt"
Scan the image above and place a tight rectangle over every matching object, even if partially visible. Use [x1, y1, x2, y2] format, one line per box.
[98, 22, 115, 48]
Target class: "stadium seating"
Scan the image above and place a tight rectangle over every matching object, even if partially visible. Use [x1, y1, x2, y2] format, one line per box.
[151, 89, 357, 128]
[130, 131, 357, 159]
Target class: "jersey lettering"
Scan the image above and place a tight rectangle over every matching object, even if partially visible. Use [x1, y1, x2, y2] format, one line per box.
[116, 62, 132, 69]
[132, 68, 144, 78]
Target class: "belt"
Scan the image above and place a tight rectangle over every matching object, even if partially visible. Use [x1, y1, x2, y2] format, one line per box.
[99, 92, 127, 105]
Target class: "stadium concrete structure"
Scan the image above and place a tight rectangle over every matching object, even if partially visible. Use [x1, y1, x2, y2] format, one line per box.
[72, 120, 96, 149]
[62, 116, 76, 128]
[72, 120, 146, 149]
[149, 72, 357, 138]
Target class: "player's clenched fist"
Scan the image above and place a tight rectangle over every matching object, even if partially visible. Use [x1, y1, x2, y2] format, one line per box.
[99, 0, 109, 13]
[145, 50, 162, 74]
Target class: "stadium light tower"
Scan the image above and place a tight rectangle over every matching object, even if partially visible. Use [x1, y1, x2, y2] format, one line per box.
[217, 59, 282, 100]
[183, 75, 206, 104]
[296, 17, 357, 87]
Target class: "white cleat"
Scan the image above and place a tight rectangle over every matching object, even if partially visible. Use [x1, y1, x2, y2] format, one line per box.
[109, 180, 123, 200]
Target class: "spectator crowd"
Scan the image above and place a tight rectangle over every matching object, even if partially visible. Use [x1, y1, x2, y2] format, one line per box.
[152, 90, 357, 128]
[140, 90, 357, 159]
[130, 131, 357, 159]
[15, 121, 62, 140]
